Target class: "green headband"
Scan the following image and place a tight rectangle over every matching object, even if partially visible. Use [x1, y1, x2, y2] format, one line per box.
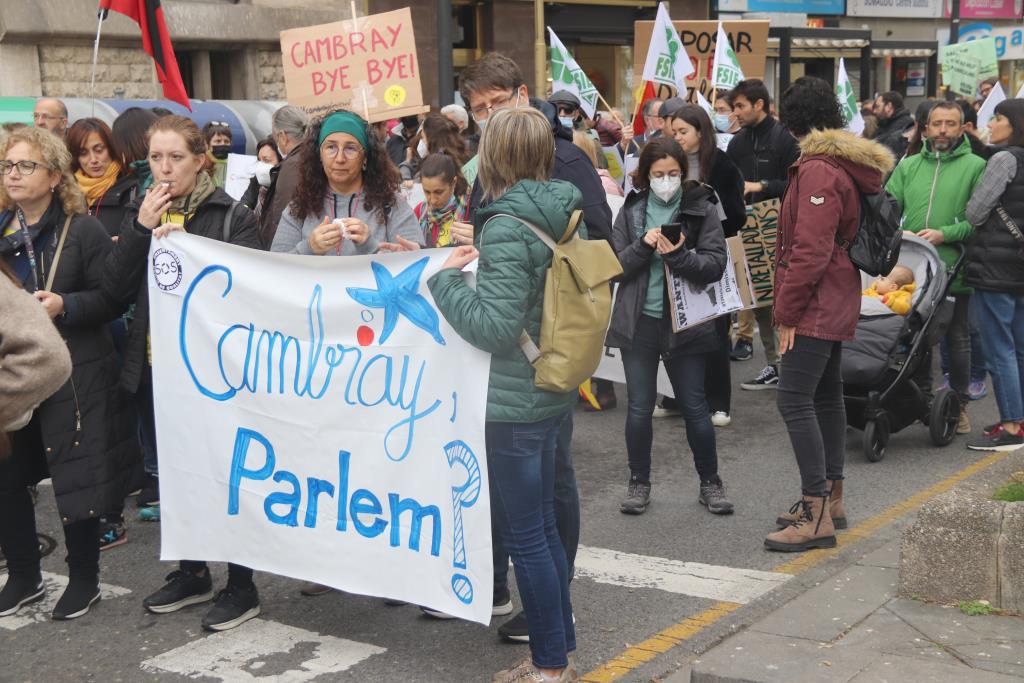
[318, 111, 369, 150]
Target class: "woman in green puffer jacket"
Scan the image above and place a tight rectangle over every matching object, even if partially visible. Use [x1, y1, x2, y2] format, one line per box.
[428, 107, 578, 683]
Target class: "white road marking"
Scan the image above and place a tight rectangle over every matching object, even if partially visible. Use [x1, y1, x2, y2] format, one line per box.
[0, 571, 132, 630]
[575, 545, 792, 604]
[140, 618, 387, 682]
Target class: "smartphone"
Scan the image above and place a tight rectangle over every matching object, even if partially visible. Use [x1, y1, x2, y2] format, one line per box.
[661, 222, 682, 244]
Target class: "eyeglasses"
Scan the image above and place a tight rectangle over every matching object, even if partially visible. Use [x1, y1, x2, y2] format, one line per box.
[320, 141, 363, 160]
[470, 92, 518, 122]
[0, 160, 54, 176]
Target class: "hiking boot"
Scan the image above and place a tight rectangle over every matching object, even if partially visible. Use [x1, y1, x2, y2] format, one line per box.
[699, 477, 734, 515]
[968, 381, 987, 400]
[143, 569, 214, 614]
[619, 479, 651, 515]
[492, 657, 578, 682]
[711, 411, 731, 427]
[201, 583, 260, 631]
[967, 424, 1024, 452]
[764, 495, 836, 552]
[777, 480, 847, 530]
[957, 407, 972, 435]
[299, 582, 333, 597]
[98, 514, 127, 551]
[51, 579, 100, 620]
[730, 339, 753, 361]
[741, 365, 779, 391]
[136, 474, 159, 508]
[0, 575, 45, 617]
[498, 611, 530, 642]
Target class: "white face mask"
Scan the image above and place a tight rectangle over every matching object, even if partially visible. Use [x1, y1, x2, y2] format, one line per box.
[649, 175, 681, 202]
[417, 138, 429, 159]
[254, 161, 274, 187]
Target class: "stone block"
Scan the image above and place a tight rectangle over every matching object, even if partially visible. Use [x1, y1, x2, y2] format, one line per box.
[129, 64, 154, 82]
[107, 64, 131, 82]
[999, 503, 1024, 614]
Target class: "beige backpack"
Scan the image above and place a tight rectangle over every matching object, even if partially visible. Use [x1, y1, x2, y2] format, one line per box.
[483, 210, 622, 392]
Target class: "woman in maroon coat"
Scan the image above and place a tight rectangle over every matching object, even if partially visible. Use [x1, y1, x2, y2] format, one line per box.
[765, 77, 894, 552]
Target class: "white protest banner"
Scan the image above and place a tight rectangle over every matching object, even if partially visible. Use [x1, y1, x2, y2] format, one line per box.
[711, 22, 745, 90]
[836, 58, 865, 136]
[549, 28, 600, 119]
[642, 3, 694, 96]
[594, 345, 675, 397]
[280, 8, 428, 121]
[147, 235, 492, 624]
[224, 153, 258, 202]
[665, 245, 745, 332]
[977, 81, 1007, 129]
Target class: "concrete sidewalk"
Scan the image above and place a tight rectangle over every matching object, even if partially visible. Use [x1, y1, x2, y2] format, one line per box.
[678, 539, 1024, 682]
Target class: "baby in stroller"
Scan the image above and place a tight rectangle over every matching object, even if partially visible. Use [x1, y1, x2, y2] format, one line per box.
[862, 265, 916, 315]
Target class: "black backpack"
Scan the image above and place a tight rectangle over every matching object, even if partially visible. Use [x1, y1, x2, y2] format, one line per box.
[836, 174, 903, 277]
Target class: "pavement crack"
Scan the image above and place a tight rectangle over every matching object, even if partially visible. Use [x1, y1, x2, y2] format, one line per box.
[882, 605, 974, 668]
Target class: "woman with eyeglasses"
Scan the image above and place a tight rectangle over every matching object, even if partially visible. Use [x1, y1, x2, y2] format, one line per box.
[0, 126, 138, 622]
[102, 115, 263, 632]
[606, 136, 733, 518]
[270, 109, 423, 256]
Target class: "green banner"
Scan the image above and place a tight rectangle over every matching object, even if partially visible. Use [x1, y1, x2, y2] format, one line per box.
[941, 38, 999, 97]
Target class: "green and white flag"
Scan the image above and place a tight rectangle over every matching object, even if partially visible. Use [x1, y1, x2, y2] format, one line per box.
[695, 89, 714, 118]
[548, 27, 599, 119]
[711, 23, 744, 89]
[836, 58, 864, 136]
[642, 3, 693, 96]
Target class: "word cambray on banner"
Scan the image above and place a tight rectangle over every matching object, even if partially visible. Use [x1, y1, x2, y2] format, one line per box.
[147, 234, 493, 624]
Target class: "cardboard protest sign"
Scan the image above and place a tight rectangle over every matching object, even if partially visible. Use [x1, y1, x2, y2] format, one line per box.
[147, 235, 492, 623]
[280, 8, 428, 122]
[728, 236, 757, 310]
[940, 38, 999, 96]
[633, 21, 769, 101]
[740, 198, 780, 308]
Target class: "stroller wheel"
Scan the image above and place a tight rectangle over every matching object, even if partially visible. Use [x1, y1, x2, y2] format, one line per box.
[864, 414, 890, 462]
[929, 388, 960, 447]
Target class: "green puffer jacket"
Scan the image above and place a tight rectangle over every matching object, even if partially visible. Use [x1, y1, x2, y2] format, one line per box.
[885, 136, 987, 293]
[428, 179, 585, 423]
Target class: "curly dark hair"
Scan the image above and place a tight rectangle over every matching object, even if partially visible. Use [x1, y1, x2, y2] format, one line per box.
[780, 76, 845, 137]
[289, 109, 400, 225]
[632, 136, 688, 193]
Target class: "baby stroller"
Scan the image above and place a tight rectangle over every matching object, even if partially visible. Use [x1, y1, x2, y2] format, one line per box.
[841, 234, 965, 462]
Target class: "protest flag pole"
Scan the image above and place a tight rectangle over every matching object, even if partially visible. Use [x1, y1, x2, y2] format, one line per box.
[89, 4, 107, 117]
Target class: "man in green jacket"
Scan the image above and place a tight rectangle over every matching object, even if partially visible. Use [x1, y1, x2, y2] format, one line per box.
[885, 101, 987, 434]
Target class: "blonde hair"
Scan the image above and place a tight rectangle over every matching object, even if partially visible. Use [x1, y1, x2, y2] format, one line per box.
[477, 107, 554, 202]
[572, 129, 599, 168]
[0, 126, 85, 216]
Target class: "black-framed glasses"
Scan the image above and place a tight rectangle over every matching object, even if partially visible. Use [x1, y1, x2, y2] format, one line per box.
[0, 160, 53, 176]
[470, 92, 518, 122]
[320, 141, 363, 160]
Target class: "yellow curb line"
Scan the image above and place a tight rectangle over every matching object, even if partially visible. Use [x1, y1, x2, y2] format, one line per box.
[580, 449, 1014, 683]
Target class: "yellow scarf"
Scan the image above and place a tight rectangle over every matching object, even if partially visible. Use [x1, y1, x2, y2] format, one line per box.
[76, 161, 122, 207]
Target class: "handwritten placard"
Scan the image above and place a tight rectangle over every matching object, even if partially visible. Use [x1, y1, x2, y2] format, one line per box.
[147, 235, 492, 624]
[280, 8, 428, 122]
[940, 38, 999, 96]
[740, 198, 779, 308]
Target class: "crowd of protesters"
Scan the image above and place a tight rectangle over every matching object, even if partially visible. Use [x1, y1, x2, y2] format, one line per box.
[3, 52, 1024, 682]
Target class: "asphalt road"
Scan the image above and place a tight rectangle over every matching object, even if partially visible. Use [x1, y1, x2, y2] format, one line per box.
[2, 352, 1002, 683]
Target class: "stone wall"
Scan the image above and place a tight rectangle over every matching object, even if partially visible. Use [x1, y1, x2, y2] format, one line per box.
[259, 50, 285, 101]
[38, 44, 159, 99]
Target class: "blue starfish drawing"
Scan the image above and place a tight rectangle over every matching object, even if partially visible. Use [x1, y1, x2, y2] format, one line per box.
[346, 257, 446, 345]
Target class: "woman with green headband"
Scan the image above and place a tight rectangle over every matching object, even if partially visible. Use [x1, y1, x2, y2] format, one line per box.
[270, 110, 423, 256]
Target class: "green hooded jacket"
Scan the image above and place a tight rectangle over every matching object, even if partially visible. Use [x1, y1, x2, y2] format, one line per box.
[428, 179, 585, 423]
[885, 136, 987, 293]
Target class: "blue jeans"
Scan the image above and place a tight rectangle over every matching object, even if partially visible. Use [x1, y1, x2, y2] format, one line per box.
[974, 290, 1024, 423]
[621, 315, 718, 483]
[493, 415, 579, 594]
[487, 413, 575, 669]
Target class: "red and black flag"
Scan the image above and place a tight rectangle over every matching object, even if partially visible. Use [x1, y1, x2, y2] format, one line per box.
[99, 0, 191, 109]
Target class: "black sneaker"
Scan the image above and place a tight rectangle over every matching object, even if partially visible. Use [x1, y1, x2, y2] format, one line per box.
[619, 479, 652, 515]
[421, 586, 513, 619]
[201, 583, 261, 631]
[52, 579, 100, 620]
[143, 570, 214, 614]
[136, 474, 159, 508]
[497, 610, 530, 643]
[741, 365, 779, 391]
[966, 424, 1024, 452]
[0, 575, 45, 617]
[730, 339, 753, 361]
[98, 514, 127, 551]
[699, 477, 734, 515]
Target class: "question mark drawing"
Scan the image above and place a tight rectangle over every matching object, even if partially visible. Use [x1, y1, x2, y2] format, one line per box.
[444, 439, 481, 605]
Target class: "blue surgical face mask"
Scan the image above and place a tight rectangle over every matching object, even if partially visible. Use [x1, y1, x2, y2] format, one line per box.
[559, 117, 575, 129]
[713, 113, 732, 133]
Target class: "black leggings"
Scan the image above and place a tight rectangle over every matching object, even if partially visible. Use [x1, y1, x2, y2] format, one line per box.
[776, 335, 846, 497]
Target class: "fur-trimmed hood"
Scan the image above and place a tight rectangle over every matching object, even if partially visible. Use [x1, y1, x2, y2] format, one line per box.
[798, 128, 895, 195]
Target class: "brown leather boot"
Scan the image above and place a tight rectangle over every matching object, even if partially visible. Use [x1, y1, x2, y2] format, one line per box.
[764, 495, 836, 552]
[776, 480, 848, 529]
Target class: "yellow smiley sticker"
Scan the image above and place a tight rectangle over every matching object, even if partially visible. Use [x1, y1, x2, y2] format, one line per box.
[384, 86, 407, 107]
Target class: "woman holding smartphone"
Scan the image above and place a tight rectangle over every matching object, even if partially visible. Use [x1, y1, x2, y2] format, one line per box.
[606, 137, 732, 517]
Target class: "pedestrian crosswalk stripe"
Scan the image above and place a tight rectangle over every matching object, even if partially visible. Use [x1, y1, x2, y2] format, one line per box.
[574, 546, 792, 604]
[140, 617, 387, 682]
[0, 571, 132, 631]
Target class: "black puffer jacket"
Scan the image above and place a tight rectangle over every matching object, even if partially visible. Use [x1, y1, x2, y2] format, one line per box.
[88, 173, 139, 239]
[874, 107, 914, 160]
[103, 187, 262, 393]
[966, 148, 1024, 294]
[1, 205, 139, 522]
[606, 184, 727, 356]
[705, 149, 746, 237]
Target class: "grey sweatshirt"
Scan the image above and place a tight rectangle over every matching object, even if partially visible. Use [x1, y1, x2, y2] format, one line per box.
[270, 190, 424, 255]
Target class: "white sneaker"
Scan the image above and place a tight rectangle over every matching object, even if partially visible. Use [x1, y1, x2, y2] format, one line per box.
[652, 406, 681, 418]
[711, 411, 731, 427]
